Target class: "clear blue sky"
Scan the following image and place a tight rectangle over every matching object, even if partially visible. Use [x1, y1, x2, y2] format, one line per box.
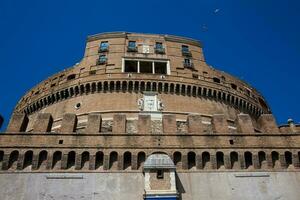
[0, 0, 299, 130]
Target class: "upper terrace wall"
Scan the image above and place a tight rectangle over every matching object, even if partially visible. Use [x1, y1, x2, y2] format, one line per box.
[13, 32, 270, 121]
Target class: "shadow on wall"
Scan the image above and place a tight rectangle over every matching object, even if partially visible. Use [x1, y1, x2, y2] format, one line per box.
[176, 172, 185, 200]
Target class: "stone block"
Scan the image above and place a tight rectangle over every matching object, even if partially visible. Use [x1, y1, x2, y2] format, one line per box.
[86, 114, 102, 133]
[33, 113, 53, 132]
[113, 114, 126, 133]
[212, 114, 228, 133]
[138, 115, 151, 134]
[236, 114, 254, 133]
[258, 114, 279, 133]
[162, 114, 177, 134]
[6, 113, 28, 132]
[187, 114, 203, 133]
[60, 114, 77, 133]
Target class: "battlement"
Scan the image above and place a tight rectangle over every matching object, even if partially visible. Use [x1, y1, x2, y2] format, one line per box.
[6, 113, 291, 134]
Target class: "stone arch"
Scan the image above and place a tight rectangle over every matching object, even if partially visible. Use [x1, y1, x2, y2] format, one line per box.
[146, 82, 151, 91]
[80, 85, 85, 94]
[37, 150, 48, 170]
[271, 151, 280, 169]
[140, 82, 145, 91]
[81, 151, 90, 170]
[216, 151, 225, 169]
[123, 151, 132, 170]
[109, 151, 118, 170]
[187, 151, 196, 170]
[230, 151, 239, 169]
[164, 83, 169, 93]
[137, 152, 146, 170]
[202, 151, 210, 170]
[285, 151, 293, 169]
[23, 150, 33, 170]
[173, 151, 182, 169]
[175, 84, 180, 94]
[91, 82, 96, 93]
[258, 151, 267, 169]
[8, 150, 19, 170]
[187, 85, 191, 96]
[67, 151, 76, 170]
[95, 151, 104, 170]
[52, 151, 62, 169]
[181, 84, 186, 95]
[244, 151, 253, 169]
[197, 87, 202, 97]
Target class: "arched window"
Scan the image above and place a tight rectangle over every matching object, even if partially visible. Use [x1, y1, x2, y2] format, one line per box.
[188, 152, 196, 170]
[272, 151, 280, 168]
[202, 152, 210, 169]
[109, 151, 118, 170]
[137, 152, 146, 170]
[258, 151, 267, 169]
[52, 151, 62, 169]
[230, 152, 239, 169]
[216, 152, 224, 169]
[244, 152, 253, 169]
[8, 151, 19, 170]
[67, 151, 76, 169]
[23, 151, 33, 170]
[173, 152, 182, 168]
[81, 151, 90, 170]
[123, 152, 131, 170]
[95, 151, 104, 170]
[285, 151, 293, 168]
[37, 150, 48, 170]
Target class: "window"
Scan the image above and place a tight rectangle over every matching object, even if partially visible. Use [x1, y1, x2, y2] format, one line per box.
[67, 74, 76, 81]
[124, 60, 138, 72]
[231, 83, 237, 90]
[192, 73, 198, 79]
[140, 61, 153, 73]
[155, 42, 165, 54]
[155, 62, 167, 74]
[157, 170, 164, 179]
[182, 45, 192, 56]
[97, 55, 107, 65]
[99, 41, 109, 52]
[127, 41, 137, 52]
[183, 58, 193, 68]
[213, 77, 220, 83]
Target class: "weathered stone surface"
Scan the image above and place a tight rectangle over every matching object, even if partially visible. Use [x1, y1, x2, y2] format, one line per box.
[60, 114, 77, 133]
[163, 115, 176, 134]
[212, 114, 228, 133]
[113, 114, 126, 133]
[33, 113, 53, 132]
[236, 114, 254, 133]
[6, 114, 28, 132]
[86, 114, 102, 133]
[138, 115, 151, 134]
[258, 114, 279, 133]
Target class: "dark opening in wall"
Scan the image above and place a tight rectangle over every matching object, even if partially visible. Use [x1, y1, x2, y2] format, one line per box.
[95, 151, 104, 170]
[188, 152, 196, 170]
[216, 152, 224, 169]
[140, 61, 153, 73]
[259, 97, 268, 110]
[229, 139, 234, 145]
[8, 151, 19, 169]
[124, 60, 138, 72]
[59, 140, 63, 144]
[67, 74, 76, 81]
[52, 151, 62, 169]
[230, 152, 239, 169]
[285, 151, 292, 167]
[23, 151, 33, 169]
[192, 74, 198, 79]
[202, 152, 210, 169]
[272, 151, 279, 168]
[244, 152, 253, 169]
[38, 151, 48, 169]
[67, 151, 76, 169]
[81, 151, 90, 169]
[155, 62, 167, 74]
[123, 152, 132, 170]
[109, 151, 118, 169]
[258, 151, 266, 169]
[213, 77, 220, 83]
[137, 152, 146, 170]
[157, 170, 164, 179]
[231, 83, 237, 90]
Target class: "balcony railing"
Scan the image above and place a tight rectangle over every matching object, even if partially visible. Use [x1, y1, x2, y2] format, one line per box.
[98, 46, 109, 53]
[155, 47, 165, 54]
[182, 50, 192, 57]
[127, 46, 138, 52]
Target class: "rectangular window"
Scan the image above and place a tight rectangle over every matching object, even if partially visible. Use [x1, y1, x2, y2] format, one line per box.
[124, 60, 138, 72]
[184, 58, 193, 68]
[140, 61, 153, 73]
[157, 170, 164, 179]
[127, 41, 137, 52]
[97, 55, 107, 65]
[182, 45, 192, 57]
[99, 41, 109, 52]
[154, 62, 167, 74]
[155, 42, 165, 54]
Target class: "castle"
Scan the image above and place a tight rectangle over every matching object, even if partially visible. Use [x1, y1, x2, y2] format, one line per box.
[0, 32, 299, 200]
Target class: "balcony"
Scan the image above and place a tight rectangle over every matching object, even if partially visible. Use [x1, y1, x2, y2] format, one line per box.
[182, 50, 192, 57]
[183, 62, 194, 69]
[154, 47, 165, 54]
[98, 46, 109, 53]
[127, 46, 138, 52]
[97, 58, 107, 65]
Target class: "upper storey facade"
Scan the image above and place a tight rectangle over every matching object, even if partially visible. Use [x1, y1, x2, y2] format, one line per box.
[13, 32, 271, 131]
